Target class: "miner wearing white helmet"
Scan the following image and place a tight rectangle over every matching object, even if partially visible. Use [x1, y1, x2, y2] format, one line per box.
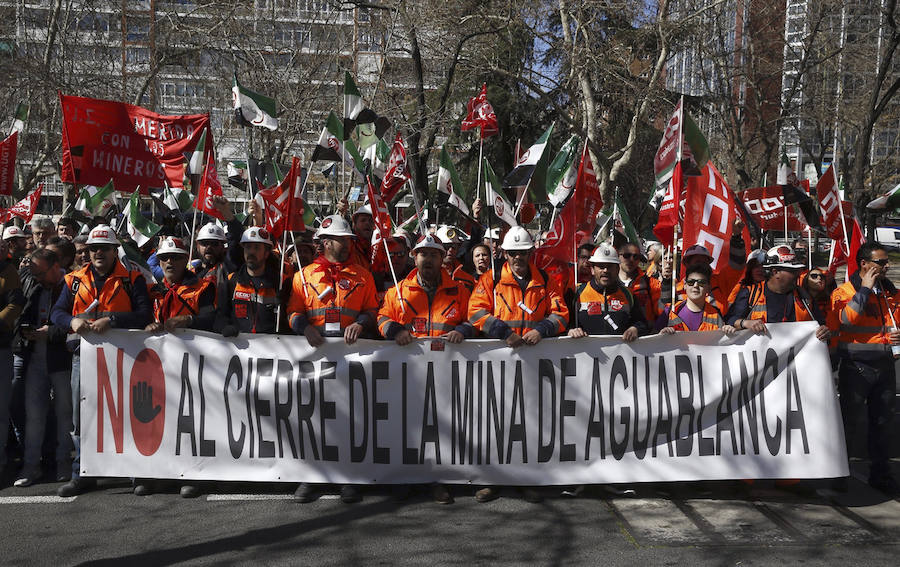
[435, 225, 476, 292]
[50, 224, 152, 498]
[213, 226, 286, 337]
[567, 242, 648, 341]
[289, 212, 378, 505]
[191, 195, 244, 286]
[466, 224, 568, 505]
[3, 225, 29, 264]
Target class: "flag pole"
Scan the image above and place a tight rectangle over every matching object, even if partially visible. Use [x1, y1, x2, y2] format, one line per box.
[405, 179, 426, 236]
[476, 134, 485, 202]
[806, 225, 812, 270]
[187, 204, 199, 265]
[243, 127, 255, 202]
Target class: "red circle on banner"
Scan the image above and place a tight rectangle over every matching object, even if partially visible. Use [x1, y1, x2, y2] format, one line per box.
[129, 348, 166, 456]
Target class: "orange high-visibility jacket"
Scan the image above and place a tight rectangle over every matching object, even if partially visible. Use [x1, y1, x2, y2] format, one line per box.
[831, 273, 900, 359]
[66, 261, 143, 320]
[745, 282, 816, 322]
[468, 262, 568, 338]
[666, 300, 724, 331]
[626, 269, 662, 322]
[287, 259, 378, 337]
[378, 269, 473, 339]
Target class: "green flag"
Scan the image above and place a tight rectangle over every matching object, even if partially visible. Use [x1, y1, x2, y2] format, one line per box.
[232, 74, 278, 131]
[436, 147, 469, 215]
[484, 159, 517, 227]
[682, 113, 710, 175]
[612, 197, 641, 245]
[546, 135, 580, 208]
[76, 179, 116, 216]
[125, 190, 161, 247]
[503, 123, 554, 203]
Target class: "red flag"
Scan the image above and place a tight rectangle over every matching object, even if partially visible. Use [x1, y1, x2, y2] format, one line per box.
[365, 175, 392, 237]
[738, 182, 810, 231]
[380, 133, 410, 203]
[257, 157, 305, 239]
[461, 84, 498, 138]
[815, 165, 845, 240]
[573, 142, 603, 233]
[682, 162, 747, 277]
[0, 131, 17, 196]
[0, 183, 42, 223]
[653, 163, 683, 246]
[193, 155, 224, 220]
[59, 94, 212, 192]
[830, 217, 866, 275]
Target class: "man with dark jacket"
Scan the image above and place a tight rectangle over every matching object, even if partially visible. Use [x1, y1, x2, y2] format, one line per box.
[0, 237, 25, 482]
[12, 249, 73, 487]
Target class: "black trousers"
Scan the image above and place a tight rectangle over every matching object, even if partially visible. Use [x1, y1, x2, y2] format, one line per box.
[838, 356, 896, 480]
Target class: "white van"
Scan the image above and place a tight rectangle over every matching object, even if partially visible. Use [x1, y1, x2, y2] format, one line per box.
[875, 226, 900, 250]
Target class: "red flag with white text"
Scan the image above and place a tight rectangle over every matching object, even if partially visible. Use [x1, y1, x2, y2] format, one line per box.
[0, 183, 42, 223]
[681, 162, 749, 279]
[365, 175, 392, 237]
[380, 133, 410, 203]
[0, 131, 17, 196]
[193, 154, 224, 220]
[257, 157, 305, 239]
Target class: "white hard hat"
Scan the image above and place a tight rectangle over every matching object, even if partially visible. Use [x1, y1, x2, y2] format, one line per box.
[392, 228, 413, 249]
[589, 243, 620, 265]
[485, 227, 501, 241]
[501, 226, 535, 251]
[85, 224, 120, 246]
[353, 204, 372, 218]
[157, 236, 189, 256]
[765, 245, 805, 269]
[197, 222, 227, 242]
[315, 215, 355, 239]
[240, 226, 272, 246]
[2, 226, 25, 240]
[747, 249, 766, 264]
[435, 225, 462, 244]
[413, 234, 446, 254]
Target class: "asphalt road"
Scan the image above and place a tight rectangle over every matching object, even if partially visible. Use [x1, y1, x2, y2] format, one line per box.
[1, 462, 899, 566]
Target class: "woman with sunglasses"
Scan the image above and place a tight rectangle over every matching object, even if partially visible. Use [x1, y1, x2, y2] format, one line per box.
[801, 266, 835, 320]
[656, 264, 736, 335]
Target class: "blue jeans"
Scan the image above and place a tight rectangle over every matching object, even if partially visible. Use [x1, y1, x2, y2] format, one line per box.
[70, 353, 81, 479]
[0, 348, 11, 469]
[21, 352, 73, 475]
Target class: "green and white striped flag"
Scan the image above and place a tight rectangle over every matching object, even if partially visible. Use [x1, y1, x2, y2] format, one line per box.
[867, 181, 900, 210]
[118, 242, 156, 284]
[612, 196, 641, 245]
[504, 123, 554, 203]
[125, 189, 162, 247]
[546, 135, 580, 208]
[184, 127, 207, 176]
[436, 147, 469, 215]
[233, 74, 278, 131]
[484, 158, 517, 227]
[10, 102, 28, 135]
[76, 179, 117, 216]
[164, 183, 194, 212]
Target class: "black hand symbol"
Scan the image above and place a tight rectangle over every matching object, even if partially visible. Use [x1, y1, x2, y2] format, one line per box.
[132, 381, 162, 424]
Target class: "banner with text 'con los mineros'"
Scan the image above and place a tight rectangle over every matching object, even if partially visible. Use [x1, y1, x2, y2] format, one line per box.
[79, 323, 848, 485]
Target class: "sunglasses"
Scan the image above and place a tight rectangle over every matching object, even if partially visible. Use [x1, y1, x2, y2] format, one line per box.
[619, 253, 641, 260]
[506, 250, 530, 257]
[157, 255, 183, 263]
[807, 273, 825, 280]
[88, 246, 113, 254]
[684, 278, 709, 287]
[867, 258, 890, 266]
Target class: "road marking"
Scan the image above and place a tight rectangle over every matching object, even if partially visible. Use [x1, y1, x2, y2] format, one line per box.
[0, 496, 76, 504]
[207, 494, 341, 501]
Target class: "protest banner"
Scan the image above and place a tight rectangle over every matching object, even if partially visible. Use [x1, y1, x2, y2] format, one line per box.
[60, 94, 212, 192]
[80, 322, 847, 485]
[739, 182, 810, 231]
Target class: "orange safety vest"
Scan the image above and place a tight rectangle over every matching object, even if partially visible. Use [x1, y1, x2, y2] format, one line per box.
[151, 277, 214, 323]
[831, 275, 900, 356]
[745, 282, 815, 322]
[287, 259, 378, 336]
[65, 261, 142, 320]
[450, 265, 476, 293]
[625, 269, 660, 321]
[666, 300, 724, 331]
[468, 262, 568, 337]
[378, 269, 471, 337]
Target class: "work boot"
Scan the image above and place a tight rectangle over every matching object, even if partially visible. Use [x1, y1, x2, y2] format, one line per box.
[293, 482, 318, 503]
[340, 484, 362, 504]
[133, 479, 155, 496]
[180, 484, 201, 498]
[432, 484, 453, 505]
[475, 486, 500, 503]
[57, 477, 97, 497]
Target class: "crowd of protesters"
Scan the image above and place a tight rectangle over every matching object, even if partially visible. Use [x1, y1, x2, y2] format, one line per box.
[0, 194, 897, 505]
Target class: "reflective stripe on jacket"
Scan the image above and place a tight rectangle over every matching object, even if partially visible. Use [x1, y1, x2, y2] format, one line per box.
[378, 269, 472, 338]
[287, 260, 378, 336]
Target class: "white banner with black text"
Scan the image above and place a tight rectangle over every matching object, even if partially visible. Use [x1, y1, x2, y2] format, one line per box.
[79, 322, 848, 484]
